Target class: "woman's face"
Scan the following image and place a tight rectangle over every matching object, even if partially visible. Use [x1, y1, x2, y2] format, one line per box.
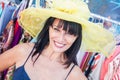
[49, 19, 78, 53]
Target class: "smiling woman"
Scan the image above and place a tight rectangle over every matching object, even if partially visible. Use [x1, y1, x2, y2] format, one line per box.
[34, 17, 82, 67]
[12, 17, 84, 80]
[0, 0, 115, 80]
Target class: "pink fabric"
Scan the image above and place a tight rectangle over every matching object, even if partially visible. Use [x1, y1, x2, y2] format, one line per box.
[100, 45, 120, 80]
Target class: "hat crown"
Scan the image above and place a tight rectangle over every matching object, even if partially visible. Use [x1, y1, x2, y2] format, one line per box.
[53, 0, 78, 14]
[51, 0, 91, 20]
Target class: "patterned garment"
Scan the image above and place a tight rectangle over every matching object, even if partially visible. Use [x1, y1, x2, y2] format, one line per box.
[2, 20, 14, 51]
[4, 66, 15, 80]
[1, 20, 15, 80]
[100, 45, 120, 80]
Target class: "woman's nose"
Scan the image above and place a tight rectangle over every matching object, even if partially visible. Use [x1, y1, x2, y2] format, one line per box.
[58, 32, 66, 41]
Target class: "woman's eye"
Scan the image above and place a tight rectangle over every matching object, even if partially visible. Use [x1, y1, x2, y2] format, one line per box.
[66, 32, 75, 36]
[53, 28, 59, 31]
[66, 32, 72, 35]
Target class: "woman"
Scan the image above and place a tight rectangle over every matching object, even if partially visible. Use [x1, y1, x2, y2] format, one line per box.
[0, 0, 114, 80]
[0, 17, 86, 80]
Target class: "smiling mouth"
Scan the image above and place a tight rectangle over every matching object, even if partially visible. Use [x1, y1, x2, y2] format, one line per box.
[54, 41, 65, 48]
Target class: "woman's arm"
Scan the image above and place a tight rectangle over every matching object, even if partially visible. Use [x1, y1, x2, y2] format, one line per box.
[0, 46, 19, 71]
[0, 43, 33, 72]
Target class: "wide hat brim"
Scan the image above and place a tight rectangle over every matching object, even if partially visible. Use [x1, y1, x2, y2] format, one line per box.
[19, 1, 115, 56]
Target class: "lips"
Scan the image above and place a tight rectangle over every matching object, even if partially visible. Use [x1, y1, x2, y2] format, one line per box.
[54, 41, 65, 48]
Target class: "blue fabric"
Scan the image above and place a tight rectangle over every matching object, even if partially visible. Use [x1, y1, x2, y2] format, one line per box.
[0, 4, 16, 36]
[13, 65, 72, 80]
[12, 65, 30, 80]
[40, 0, 46, 7]
[0, 5, 3, 17]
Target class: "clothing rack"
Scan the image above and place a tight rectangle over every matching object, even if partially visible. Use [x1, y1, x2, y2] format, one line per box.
[90, 13, 120, 25]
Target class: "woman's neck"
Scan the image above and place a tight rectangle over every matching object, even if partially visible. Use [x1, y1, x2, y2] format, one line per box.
[41, 45, 66, 63]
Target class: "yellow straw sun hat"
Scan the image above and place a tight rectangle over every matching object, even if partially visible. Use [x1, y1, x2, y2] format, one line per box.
[19, 0, 115, 56]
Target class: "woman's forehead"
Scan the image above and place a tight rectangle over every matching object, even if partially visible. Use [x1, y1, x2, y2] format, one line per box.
[52, 19, 64, 28]
[52, 19, 71, 32]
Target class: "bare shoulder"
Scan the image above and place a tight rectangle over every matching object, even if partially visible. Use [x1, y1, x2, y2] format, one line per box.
[68, 65, 87, 80]
[13, 43, 34, 51]
[13, 43, 35, 58]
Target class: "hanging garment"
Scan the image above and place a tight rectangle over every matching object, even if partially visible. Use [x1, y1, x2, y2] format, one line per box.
[77, 50, 86, 66]
[87, 53, 105, 80]
[10, 20, 23, 48]
[0, 3, 16, 36]
[0, 20, 15, 80]
[100, 45, 120, 80]
[2, 20, 14, 51]
[11, 0, 29, 20]
[0, 2, 5, 17]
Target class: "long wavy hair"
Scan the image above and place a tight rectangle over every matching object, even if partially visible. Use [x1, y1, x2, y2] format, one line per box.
[31, 17, 82, 68]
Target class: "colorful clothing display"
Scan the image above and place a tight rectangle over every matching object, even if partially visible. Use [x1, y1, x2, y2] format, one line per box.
[100, 45, 120, 80]
[0, 0, 119, 80]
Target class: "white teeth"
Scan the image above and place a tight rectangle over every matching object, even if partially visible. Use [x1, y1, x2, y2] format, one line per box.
[54, 41, 64, 48]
